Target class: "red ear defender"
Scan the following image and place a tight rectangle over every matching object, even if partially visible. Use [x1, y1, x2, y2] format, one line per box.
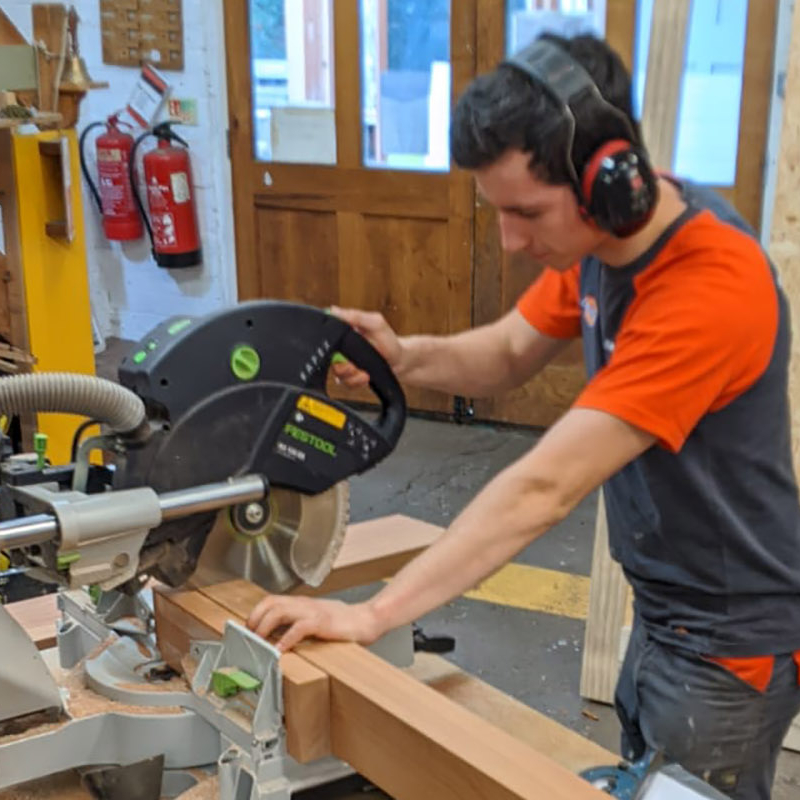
[503, 40, 659, 238]
[581, 140, 659, 237]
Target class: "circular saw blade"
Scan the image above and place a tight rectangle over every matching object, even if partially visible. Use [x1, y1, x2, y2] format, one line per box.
[192, 482, 350, 594]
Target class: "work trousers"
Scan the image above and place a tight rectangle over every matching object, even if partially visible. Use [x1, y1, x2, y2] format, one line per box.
[615, 618, 800, 800]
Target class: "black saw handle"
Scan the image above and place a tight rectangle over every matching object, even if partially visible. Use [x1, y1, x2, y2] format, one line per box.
[336, 325, 406, 448]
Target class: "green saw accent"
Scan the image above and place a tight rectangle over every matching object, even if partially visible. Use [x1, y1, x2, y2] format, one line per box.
[88, 585, 102, 605]
[230, 345, 261, 381]
[330, 352, 348, 365]
[167, 318, 192, 336]
[147, 339, 158, 351]
[33, 432, 48, 469]
[57, 552, 81, 570]
[212, 666, 262, 697]
[133, 350, 147, 364]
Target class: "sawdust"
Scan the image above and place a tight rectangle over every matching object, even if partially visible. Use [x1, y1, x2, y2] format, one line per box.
[0, 770, 92, 800]
[174, 774, 219, 799]
[0, 653, 186, 749]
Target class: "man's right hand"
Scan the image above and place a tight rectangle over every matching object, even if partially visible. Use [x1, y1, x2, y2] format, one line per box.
[330, 306, 405, 387]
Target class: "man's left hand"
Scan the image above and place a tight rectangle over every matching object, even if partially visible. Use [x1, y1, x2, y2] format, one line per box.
[246, 594, 382, 652]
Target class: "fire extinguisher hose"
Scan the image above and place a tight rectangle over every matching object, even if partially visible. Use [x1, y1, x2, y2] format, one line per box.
[78, 121, 107, 216]
[129, 130, 155, 253]
[0, 373, 146, 434]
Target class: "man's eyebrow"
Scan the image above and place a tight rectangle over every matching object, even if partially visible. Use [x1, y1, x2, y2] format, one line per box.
[500, 203, 546, 215]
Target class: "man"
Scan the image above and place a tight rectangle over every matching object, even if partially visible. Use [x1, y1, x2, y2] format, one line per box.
[248, 33, 800, 800]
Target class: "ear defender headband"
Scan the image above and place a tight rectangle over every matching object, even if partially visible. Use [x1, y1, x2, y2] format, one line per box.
[503, 39, 658, 237]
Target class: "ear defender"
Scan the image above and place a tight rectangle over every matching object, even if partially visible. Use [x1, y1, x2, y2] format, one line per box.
[503, 39, 659, 237]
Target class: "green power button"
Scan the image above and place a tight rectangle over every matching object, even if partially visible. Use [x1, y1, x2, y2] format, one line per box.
[231, 345, 260, 381]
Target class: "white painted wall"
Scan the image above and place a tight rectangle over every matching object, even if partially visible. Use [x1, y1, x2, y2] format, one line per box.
[4, 0, 237, 346]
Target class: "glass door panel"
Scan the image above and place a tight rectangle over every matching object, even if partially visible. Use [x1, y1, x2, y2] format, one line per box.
[360, 0, 452, 172]
[249, 0, 335, 163]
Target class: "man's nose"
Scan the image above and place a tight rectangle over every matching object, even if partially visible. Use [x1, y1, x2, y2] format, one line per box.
[497, 212, 528, 253]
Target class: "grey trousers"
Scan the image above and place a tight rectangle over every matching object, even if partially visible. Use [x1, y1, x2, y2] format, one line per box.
[615, 619, 800, 800]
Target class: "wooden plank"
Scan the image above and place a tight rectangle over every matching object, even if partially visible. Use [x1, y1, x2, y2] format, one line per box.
[0, 10, 27, 46]
[579, 493, 629, 704]
[32, 4, 68, 114]
[176, 579, 605, 800]
[640, 0, 691, 171]
[4, 593, 58, 650]
[729, 0, 778, 232]
[223, 0, 261, 300]
[332, 0, 360, 168]
[294, 514, 443, 597]
[253, 206, 339, 308]
[409, 652, 615, 774]
[250, 166, 450, 218]
[769, 0, 800, 754]
[154, 586, 332, 764]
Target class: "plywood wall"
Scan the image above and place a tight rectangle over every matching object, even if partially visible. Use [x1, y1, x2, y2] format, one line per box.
[769, 1, 800, 475]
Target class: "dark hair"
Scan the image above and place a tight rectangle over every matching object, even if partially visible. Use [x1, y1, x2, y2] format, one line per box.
[450, 33, 644, 186]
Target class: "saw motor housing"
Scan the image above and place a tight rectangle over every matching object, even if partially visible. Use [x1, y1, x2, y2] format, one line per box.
[0, 301, 406, 595]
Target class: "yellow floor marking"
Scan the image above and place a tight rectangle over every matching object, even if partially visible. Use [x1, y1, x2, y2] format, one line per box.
[462, 563, 590, 621]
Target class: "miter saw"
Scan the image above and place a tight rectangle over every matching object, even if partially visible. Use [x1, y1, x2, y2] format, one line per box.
[0, 300, 410, 799]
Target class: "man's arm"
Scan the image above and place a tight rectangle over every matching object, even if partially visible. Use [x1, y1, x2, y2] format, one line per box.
[247, 408, 655, 650]
[332, 306, 570, 398]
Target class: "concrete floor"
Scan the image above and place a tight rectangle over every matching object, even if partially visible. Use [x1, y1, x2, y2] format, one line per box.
[93, 338, 800, 798]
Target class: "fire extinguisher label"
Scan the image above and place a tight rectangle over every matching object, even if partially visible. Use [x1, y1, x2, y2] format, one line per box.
[97, 148, 122, 162]
[170, 172, 191, 204]
[153, 212, 178, 246]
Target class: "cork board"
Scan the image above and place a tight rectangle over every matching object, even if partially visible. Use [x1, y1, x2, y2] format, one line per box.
[769, 2, 800, 476]
[100, 0, 183, 71]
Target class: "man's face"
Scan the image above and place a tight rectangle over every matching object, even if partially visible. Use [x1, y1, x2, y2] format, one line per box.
[474, 148, 606, 271]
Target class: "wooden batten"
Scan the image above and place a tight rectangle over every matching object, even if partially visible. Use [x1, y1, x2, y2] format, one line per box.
[156, 578, 605, 800]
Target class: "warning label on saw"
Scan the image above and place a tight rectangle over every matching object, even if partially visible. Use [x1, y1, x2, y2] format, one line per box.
[297, 395, 346, 429]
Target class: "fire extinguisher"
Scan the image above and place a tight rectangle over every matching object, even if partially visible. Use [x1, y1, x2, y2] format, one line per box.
[129, 122, 202, 268]
[79, 115, 144, 241]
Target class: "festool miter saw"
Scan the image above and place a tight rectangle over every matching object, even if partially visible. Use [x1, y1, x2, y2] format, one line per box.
[0, 300, 408, 799]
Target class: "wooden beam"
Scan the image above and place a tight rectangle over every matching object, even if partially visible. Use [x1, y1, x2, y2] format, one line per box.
[579, 494, 629, 704]
[409, 652, 615, 774]
[769, 0, 800, 754]
[153, 586, 332, 764]
[294, 514, 442, 596]
[32, 4, 68, 114]
[158, 579, 605, 800]
[580, 1, 692, 704]
[640, 0, 691, 170]
[4, 592, 58, 650]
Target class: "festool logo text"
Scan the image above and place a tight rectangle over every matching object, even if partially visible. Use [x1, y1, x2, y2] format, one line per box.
[283, 424, 337, 457]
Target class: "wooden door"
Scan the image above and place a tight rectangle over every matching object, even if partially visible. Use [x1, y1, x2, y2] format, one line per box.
[225, 0, 475, 415]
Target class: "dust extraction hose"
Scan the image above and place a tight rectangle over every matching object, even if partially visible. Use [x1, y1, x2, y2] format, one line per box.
[0, 373, 146, 434]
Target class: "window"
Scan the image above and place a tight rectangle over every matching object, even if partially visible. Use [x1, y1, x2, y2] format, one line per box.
[505, 0, 606, 56]
[249, 0, 335, 164]
[634, 0, 748, 185]
[360, 0, 451, 172]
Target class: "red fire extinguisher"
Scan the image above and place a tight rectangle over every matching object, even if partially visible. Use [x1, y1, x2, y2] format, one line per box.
[79, 115, 144, 241]
[129, 122, 202, 268]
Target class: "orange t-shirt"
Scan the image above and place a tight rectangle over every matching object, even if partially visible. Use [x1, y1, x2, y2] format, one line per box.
[517, 209, 796, 691]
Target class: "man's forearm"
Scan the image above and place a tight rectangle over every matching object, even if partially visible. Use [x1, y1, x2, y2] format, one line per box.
[365, 463, 564, 635]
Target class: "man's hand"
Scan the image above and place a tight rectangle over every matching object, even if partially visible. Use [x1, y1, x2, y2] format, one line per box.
[330, 306, 405, 387]
[246, 593, 383, 652]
